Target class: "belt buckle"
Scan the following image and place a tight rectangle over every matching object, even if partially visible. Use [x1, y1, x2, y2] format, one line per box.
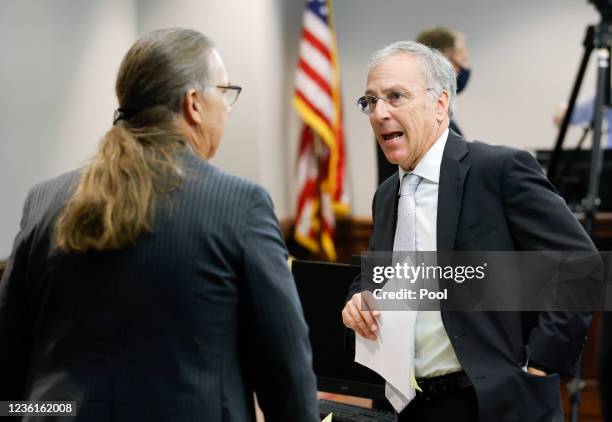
[418, 374, 459, 400]
[420, 379, 438, 400]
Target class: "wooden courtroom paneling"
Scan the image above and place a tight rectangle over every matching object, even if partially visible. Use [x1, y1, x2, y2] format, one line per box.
[282, 216, 373, 263]
[580, 212, 612, 240]
[335, 216, 373, 263]
[0, 259, 6, 280]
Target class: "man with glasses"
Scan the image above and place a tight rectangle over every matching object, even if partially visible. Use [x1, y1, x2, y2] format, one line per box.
[342, 41, 596, 421]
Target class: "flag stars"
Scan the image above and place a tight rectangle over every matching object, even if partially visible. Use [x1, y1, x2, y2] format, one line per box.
[310, 0, 328, 16]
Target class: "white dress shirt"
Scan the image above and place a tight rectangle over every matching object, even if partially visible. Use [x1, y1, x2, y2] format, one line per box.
[397, 128, 463, 378]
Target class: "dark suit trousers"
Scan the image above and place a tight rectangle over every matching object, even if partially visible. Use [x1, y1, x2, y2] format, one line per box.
[397, 387, 479, 422]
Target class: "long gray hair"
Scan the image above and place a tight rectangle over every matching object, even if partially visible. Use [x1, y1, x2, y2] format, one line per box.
[55, 28, 215, 252]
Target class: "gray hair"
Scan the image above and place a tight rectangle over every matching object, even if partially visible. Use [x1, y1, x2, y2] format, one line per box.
[115, 28, 215, 122]
[368, 41, 456, 118]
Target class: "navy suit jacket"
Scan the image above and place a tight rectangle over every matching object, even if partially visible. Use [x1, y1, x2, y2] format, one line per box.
[350, 131, 597, 421]
[0, 152, 319, 422]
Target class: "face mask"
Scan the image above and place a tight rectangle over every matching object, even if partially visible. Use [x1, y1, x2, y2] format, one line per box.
[456, 67, 471, 94]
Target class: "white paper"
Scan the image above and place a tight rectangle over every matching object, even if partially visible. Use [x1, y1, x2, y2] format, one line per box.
[385, 382, 411, 413]
[354, 303, 418, 413]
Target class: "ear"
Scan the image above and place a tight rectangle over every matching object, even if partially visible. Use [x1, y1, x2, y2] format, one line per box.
[435, 90, 450, 122]
[182, 89, 204, 125]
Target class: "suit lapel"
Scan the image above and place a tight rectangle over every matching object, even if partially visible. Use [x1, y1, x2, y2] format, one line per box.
[437, 132, 470, 251]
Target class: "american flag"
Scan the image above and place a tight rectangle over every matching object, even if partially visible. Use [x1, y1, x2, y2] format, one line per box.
[293, 0, 348, 261]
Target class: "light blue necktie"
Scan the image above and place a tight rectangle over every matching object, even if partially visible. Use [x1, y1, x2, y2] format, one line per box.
[387, 173, 423, 407]
[393, 173, 422, 252]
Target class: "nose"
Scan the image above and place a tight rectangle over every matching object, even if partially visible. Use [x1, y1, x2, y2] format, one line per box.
[370, 98, 391, 122]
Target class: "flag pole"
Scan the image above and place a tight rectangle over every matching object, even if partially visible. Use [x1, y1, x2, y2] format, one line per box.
[313, 133, 327, 260]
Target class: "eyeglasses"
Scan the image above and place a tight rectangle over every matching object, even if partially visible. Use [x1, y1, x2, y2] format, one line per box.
[356, 88, 433, 115]
[204, 84, 242, 106]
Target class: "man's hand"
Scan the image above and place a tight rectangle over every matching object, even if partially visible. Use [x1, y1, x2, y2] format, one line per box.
[526, 367, 547, 377]
[341, 292, 380, 340]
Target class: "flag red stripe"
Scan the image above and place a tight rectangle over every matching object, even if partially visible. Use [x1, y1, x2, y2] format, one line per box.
[297, 124, 314, 156]
[302, 28, 331, 60]
[298, 58, 332, 97]
[295, 179, 318, 219]
[308, 227, 318, 239]
[321, 219, 334, 235]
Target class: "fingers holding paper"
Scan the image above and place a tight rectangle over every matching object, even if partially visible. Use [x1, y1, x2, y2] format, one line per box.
[342, 292, 380, 340]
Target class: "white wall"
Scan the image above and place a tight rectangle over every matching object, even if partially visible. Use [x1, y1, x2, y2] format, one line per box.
[0, 0, 604, 258]
[0, 0, 137, 257]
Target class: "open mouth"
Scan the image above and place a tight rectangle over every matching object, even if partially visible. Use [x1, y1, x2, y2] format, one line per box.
[382, 131, 404, 141]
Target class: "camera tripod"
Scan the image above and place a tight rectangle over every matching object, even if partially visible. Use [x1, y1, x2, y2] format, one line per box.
[547, 20, 612, 422]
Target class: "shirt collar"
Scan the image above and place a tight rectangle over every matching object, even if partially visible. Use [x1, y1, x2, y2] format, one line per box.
[398, 128, 449, 186]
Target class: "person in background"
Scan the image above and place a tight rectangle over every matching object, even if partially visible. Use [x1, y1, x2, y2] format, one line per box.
[553, 98, 612, 148]
[417, 26, 470, 136]
[0, 28, 319, 422]
[377, 26, 471, 185]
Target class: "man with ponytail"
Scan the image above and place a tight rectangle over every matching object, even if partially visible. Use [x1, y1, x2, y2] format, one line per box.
[0, 28, 318, 421]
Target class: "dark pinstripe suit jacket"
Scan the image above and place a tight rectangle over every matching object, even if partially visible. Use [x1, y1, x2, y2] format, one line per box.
[0, 152, 319, 422]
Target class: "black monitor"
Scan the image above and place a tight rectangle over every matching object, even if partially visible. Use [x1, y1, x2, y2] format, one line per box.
[536, 149, 612, 211]
[291, 259, 387, 401]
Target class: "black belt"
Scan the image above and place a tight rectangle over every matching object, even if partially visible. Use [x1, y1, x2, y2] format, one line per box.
[415, 371, 472, 400]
